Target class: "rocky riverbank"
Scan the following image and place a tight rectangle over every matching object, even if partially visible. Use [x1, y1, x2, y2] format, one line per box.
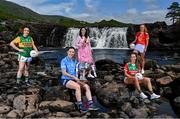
[0, 45, 180, 118]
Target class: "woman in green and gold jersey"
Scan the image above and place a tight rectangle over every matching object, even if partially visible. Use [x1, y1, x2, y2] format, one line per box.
[10, 25, 38, 85]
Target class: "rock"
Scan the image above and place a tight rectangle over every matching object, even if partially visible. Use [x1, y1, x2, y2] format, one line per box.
[7, 110, 24, 118]
[13, 95, 26, 110]
[95, 81, 130, 107]
[121, 102, 132, 113]
[54, 112, 70, 117]
[43, 86, 71, 101]
[144, 99, 151, 104]
[165, 64, 180, 73]
[39, 100, 75, 112]
[129, 107, 149, 118]
[49, 100, 75, 112]
[117, 111, 129, 118]
[144, 70, 165, 79]
[24, 109, 50, 118]
[156, 76, 173, 85]
[153, 114, 174, 118]
[145, 59, 157, 70]
[97, 112, 110, 118]
[104, 75, 114, 82]
[174, 97, 180, 107]
[0, 105, 11, 114]
[166, 71, 176, 79]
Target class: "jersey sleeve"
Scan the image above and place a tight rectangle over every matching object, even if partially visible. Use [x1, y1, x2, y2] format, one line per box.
[124, 63, 128, 72]
[61, 59, 66, 71]
[135, 32, 139, 39]
[12, 37, 20, 44]
[146, 33, 149, 39]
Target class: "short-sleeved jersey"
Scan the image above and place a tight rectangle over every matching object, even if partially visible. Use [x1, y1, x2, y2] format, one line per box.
[124, 63, 140, 76]
[61, 56, 78, 80]
[135, 32, 149, 46]
[12, 35, 34, 57]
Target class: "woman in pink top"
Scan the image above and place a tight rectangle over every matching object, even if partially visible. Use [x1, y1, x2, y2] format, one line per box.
[75, 27, 97, 79]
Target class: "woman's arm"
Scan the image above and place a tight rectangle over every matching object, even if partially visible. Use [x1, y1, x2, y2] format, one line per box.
[10, 41, 23, 52]
[32, 40, 38, 52]
[62, 70, 79, 81]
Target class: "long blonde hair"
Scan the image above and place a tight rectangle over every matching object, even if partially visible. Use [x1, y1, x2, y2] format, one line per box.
[140, 24, 148, 33]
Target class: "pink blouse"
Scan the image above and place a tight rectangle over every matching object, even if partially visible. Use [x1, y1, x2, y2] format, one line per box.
[75, 36, 93, 63]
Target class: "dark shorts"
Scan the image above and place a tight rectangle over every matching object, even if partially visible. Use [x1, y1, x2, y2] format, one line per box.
[60, 78, 73, 87]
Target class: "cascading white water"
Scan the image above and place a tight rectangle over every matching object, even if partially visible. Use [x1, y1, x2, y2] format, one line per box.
[64, 27, 128, 48]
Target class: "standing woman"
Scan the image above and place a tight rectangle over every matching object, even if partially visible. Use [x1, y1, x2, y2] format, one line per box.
[10, 25, 38, 84]
[75, 27, 97, 79]
[130, 24, 149, 74]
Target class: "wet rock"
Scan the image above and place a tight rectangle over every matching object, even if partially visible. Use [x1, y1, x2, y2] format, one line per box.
[0, 105, 11, 114]
[117, 111, 129, 118]
[156, 76, 173, 85]
[144, 70, 165, 78]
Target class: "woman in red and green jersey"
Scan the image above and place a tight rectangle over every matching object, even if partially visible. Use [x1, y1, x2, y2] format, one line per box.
[10, 26, 38, 85]
[130, 24, 149, 74]
[124, 53, 160, 100]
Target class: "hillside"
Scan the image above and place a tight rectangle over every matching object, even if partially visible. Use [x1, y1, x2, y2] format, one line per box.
[0, 0, 128, 27]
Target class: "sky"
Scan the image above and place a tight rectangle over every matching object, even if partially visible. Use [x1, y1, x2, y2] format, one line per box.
[6, 0, 178, 24]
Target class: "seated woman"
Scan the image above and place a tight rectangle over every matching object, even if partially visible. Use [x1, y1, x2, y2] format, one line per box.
[60, 47, 98, 113]
[124, 52, 160, 99]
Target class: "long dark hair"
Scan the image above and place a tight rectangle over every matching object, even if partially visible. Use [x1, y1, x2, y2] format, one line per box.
[79, 27, 88, 39]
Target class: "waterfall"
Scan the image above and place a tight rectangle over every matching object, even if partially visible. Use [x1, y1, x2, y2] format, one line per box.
[64, 27, 128, 48]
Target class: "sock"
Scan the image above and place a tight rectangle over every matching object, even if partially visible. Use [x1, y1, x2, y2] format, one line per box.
[16, 77, 21, 83]
[25, 76, 29, 82]
[78, 101, 83, 108]
[88, 100, 93, 106]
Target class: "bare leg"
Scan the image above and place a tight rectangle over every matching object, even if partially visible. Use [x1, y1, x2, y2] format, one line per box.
[83, 84, 92, 101]
[66, 80, 81, 102]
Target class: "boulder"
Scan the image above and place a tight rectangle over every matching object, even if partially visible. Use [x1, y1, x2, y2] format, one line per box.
[156, 76, 173, 85]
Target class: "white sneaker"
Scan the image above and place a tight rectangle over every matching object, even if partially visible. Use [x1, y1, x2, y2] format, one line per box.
[150, 93, 160, 100]
[87, 74, 95, 78]
[93, 73, 97, 78]
[141, 69, 145, 74]
[140, 92, 148, 99]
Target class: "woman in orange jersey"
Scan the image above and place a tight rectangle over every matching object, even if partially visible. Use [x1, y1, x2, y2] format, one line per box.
[130, 24, 149, 74]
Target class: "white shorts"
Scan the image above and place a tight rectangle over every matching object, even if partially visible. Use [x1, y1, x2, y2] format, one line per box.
[134, 44, 145, 53]
[18, 55, 32, 62]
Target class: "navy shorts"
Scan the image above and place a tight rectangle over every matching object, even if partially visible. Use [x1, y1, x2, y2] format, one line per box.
[60, 79, 73, 87]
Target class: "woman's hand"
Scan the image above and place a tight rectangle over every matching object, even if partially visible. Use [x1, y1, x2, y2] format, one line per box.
[18, 49, 25, 52]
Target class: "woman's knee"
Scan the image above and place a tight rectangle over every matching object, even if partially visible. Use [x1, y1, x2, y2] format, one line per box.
[75, 84, 81, 91]
[84, 84, 90, 90]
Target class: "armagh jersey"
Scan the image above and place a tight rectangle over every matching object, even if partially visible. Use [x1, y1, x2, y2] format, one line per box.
[12, 35, 34, 57]
[135, 32, 149, 45]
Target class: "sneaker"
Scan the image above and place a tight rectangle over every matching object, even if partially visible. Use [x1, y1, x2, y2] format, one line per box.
[150, 93, 160, 100]
[87, 74, 95, 78]
[140, 92, 148, 99]
[88, 104, 99, 111]
[79, 105, 88, 113]
[25, 80, 31, 86]
[141, 69, 145, 74]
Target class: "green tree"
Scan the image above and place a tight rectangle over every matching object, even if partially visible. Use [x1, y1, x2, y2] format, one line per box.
[166, 2, 180, 24]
